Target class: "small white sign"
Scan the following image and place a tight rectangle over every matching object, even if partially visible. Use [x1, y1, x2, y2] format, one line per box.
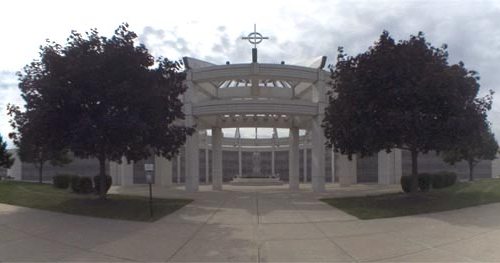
[144, 164, 154, 171]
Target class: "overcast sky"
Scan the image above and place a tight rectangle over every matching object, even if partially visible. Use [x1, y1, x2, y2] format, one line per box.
[1, 0, 499, 146]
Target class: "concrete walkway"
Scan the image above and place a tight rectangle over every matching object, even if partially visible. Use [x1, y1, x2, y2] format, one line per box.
[1, 183, 500, 262]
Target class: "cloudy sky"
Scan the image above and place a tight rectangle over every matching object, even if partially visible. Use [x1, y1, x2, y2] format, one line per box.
[1, 0, 499, 146]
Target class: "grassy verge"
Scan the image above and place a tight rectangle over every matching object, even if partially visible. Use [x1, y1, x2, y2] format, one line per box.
[321, 179, 500, 220]
[0, 180, 191, 222]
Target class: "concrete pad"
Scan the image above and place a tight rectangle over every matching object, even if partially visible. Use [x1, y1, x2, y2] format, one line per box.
[395, 221, 485, 247]
[170, 224, 258, 262]
[380, 248, 474, 262]
[58, 251, 132, 262]
[259, 238, 354, 262]
[91, 231, 187, 261]
[0, 236, 83, 262]
[208, 211, 258, 225]
[333, 232, 426, 261]
[257, 223, 324, 241]
[160, 206, 218, 224]
[42, 227, 132, 250]
[437, 229, 500, 261]
[259, 211, 309, 224]
[0, 225, 32, 243]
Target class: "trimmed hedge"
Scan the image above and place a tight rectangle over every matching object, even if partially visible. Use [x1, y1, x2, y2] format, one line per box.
[93, 175, 112, 194]
[70, 175, 94, 194]
[400, 175, 412, 193]
[432, 171, 457, 189]
[401, 171, 458, 193]
[71, 175, 81, 193]
[52, 174, 71, 189]
[418, 173, 432, 192]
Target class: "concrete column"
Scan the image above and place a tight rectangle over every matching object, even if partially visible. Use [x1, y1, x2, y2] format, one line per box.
[185, 129, 199, 192]
[205, 148, 209, 183]
[176, 154, 181, 183]
[109, 161, 121, 185]
[331, 148, 335, 183]
[212, 127, 223, 190]
[311, 116, 325, 192]
[492, 153, 500, 178]
[238, 145, 242, 177]
[120, 156, 134, 186]
[271, 147, 275, 177]
[303, 147, 308, 183]
[289, 127, 300, 190]
[155, 155, 172, 186]
[338, 154, 357, 187]
[6, 150, 22, 181]
[377, 149, 403, 184]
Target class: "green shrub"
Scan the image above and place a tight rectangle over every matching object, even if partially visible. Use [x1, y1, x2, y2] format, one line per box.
[70, 175, 93, 194]
[93, 175, 112, 194]
[418, 173, 432, 192]
[432, 171, 457, 189]
[400, 175, 412, 193]
[70, 175, 81, 193]
[52, 174, 71, 189]
[79, 177, 94, 194]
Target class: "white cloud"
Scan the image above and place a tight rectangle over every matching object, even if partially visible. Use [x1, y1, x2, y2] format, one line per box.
[1, 0, 500, 144]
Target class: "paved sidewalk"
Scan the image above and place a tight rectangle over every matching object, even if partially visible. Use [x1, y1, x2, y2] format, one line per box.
[1, 183, 500, 262]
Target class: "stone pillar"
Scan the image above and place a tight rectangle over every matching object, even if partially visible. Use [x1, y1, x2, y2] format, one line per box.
[109, 161, 121, 185]
[492, 153, 500, 179]
[303, 147, 308, 183]
[289, 127, 300, 190]
[155, 155, 172, 186]
[271, 146, 275, 177]
[6, 150, 22, 181]
[385, 149, 402, 183]
[176, 154, 181, 183]
[331, 148, 335, 183]
[120, 156, 134, 186]
[338, 154, 357, 187]
[238, 145, 242, 177]
[205, 148, 209, 183]
[212, 127, 223, 190]
[311, 116, 325, 192]
[185, 128, 199, 192]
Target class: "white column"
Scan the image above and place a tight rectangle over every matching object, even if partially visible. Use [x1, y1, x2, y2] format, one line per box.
[185, 128, 199, 192]
[238, 146, 242, 177]
[331, 148, 335, 183]
[289, 127, 300, 190]
[303, 147, 308, 183]
[212, 127, 223, 190]
[120, 156, 134, 186]
[109, 161, 121, 185]
[311, 116, 325, 192]
[176, 154, 181, 183]
[377, 149, 403, 184]
[271, 147, 275, 177]
[492, 153, 500, 178]
[338, 154, 357, 187]
[155, 155, 172, 186]
[6, 151, 22, 181]
[205, 148, 209, 183]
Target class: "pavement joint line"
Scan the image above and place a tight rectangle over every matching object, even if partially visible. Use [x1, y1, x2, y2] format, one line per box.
[365, 246, 473, 263]
[164, 193, 228, 262]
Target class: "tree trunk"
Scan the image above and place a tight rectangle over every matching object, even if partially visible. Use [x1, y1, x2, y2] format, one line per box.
[98, 155, 107, 200]
[468, 159, 474, 182]
[410, 149, 419, 193]
[38, 160, 44, 184]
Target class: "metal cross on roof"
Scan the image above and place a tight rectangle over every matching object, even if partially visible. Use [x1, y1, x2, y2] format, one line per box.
[242, 24, 269, 49]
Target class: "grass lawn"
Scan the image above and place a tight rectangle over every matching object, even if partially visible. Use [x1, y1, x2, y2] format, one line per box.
[0, 180, 192, 222]
[321, 178, 500, 220]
